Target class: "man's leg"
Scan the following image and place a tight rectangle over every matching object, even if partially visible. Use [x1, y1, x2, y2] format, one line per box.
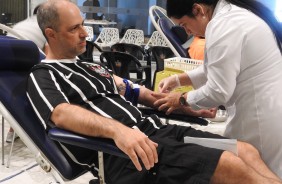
[211, 151, 282, 184]
[237, 141, 281, 181]
[173, 125, 282, 183]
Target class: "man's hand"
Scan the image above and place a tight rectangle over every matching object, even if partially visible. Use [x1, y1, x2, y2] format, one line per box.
[113, 125, 158, 171]
[51, 103, 158, 171]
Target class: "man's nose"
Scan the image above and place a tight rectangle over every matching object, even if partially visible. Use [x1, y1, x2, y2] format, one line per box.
[81, 27, 88, 38]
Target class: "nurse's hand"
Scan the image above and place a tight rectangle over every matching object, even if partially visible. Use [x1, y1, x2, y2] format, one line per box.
[158, 74, 181, 93]
[152, 92, 183, 115]
[152, 92, 217, 118]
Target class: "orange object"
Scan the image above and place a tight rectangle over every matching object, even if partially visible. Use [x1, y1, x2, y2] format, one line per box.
[188, 37, 205, 60]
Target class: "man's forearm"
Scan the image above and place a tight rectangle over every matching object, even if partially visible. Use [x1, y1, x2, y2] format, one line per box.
[51, 103, 122, 139]
[113, 74, 158, 108]
[51, 103, 159, 171]
[138, 85, 158, 108]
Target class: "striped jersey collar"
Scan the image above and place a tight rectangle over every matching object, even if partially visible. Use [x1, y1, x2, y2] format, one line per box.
[41, 58, 77, 64]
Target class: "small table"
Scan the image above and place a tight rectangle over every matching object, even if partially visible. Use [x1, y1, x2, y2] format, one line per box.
[84, 19, 117, 26]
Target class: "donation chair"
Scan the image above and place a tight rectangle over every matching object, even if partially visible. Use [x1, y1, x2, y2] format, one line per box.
[0, 36, 126, 184]
[0, 36, 209, 183]
[0, 23, 46, 55]
[158, 18, 189, 58]
[149, 5, 189, 58]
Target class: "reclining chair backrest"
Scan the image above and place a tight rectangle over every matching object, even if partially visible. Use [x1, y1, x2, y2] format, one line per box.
[0, 36, 87, 181]
[149, 6, 189, 58]
[158, 17, 189, 58]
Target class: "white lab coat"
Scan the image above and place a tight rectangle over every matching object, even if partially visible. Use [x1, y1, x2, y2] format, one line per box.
[187, 0, 282, 178]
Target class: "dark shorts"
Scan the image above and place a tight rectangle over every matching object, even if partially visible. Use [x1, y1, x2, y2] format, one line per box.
[104, 125, 225, 184]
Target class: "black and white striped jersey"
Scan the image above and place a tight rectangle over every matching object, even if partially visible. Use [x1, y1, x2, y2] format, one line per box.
[27, 59, 164, 135]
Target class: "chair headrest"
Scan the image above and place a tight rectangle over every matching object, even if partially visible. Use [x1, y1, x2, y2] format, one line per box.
[158, 18, 188, 58]
[0, 36, 40, 70]
[171, 26, 188, 44]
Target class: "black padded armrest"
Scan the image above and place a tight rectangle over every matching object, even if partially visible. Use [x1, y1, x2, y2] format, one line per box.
[139, 106, 209, 126]
[48, 127, 128, 159]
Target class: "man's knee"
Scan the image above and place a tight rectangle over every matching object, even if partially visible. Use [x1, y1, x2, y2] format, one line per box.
[211, 151, 251, 184]
[237, 141, 261, 160]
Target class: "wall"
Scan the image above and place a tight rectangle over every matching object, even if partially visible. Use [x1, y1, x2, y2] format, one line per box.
[257, 0, 275, 11]
[256, 0, 282, 22]
[31, 0, 77, 16]
[78, 0, 156, 35]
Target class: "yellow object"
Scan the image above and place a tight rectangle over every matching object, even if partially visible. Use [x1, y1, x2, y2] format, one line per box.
[154, 57, 203, 92]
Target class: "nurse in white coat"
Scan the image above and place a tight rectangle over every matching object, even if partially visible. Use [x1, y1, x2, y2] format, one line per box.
[153, 0, 282, 178]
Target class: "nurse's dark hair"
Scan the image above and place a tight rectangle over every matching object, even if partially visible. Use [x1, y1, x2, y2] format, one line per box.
[166, 0, 282, 54]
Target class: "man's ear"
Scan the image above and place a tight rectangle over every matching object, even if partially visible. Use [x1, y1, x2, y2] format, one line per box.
[192, 3, 205, 17]
[45, 28, 56, 40]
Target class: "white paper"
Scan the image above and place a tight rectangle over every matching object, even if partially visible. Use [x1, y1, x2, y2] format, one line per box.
[184, 136, 238, 155]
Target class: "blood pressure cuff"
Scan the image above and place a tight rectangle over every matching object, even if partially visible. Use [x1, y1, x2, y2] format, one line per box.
[123, 79, 140, 106]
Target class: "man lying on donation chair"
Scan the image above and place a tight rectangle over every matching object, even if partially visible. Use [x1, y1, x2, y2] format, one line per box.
[26, 1, 282, 184]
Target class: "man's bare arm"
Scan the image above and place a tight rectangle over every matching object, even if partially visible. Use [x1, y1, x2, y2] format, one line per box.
[51, 103, 158, 171]
[113, 75, 158, 108]
[113, 75, 216, 117]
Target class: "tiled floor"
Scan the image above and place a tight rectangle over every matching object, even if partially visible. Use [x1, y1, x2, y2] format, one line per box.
[0, 117, 95, 184]
[1, 115, 227, 184]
